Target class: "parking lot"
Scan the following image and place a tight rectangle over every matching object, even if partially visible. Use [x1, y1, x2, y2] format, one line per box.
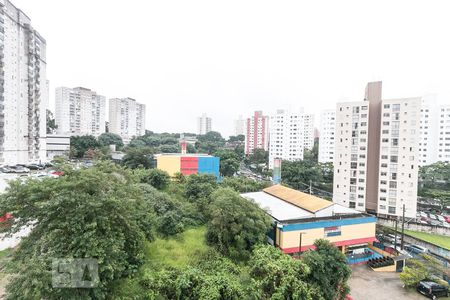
[348, 264, 435, 300]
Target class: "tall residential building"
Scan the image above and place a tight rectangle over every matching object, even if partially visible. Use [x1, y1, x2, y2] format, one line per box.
[302, 114, 315, 150]
[245, 111, 269, 155]
[233, 115, 245, 136]
[418, 95, 439, 166]
[197, 113, 212, 135]
[438, 105, 450, 163]
[268, 109, 304, 169]
[109, 98, 146, 143]
[333, 82, 420, 219]
[55, 87, 106, 137]
[318, 109, 336, 163]
[0, 1, 48, 164]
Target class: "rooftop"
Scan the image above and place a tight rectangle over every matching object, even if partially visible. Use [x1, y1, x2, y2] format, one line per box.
[242, 185, 362, 222]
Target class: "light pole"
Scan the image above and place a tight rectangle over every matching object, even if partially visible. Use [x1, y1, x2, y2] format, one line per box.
[298, 232, 306, 257]
[401, 204, 405, 250]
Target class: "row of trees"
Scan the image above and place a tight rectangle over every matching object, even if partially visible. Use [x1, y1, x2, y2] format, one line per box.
[418, 162, 450, 210]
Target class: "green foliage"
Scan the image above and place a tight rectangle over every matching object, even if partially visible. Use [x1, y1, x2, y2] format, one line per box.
[248, 245, 320, 300]
[122, 147, 154, 169]
[247, 148, 268, 165]
[159, 144, 179, 153]
[46, 109, 57, 134]
[97, 132, 124, 149]
[137, 168, 171, 190]
[302, 239, 351, 300]
[228, 135, 245, 143]
[214, 149, 240, 177]
[0, 162, 155, 299]
[220, 176, 269, 193]
[205, 188, 272, 260]
[184, 174, 218, 201]
[418, 162, 450, 209]
[70, 135, 100, 158]
[400, 260, 428, 288]
[196, 131, 226, 154]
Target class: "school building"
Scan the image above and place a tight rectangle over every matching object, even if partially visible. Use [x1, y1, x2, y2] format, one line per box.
[242, 185, 377, 257]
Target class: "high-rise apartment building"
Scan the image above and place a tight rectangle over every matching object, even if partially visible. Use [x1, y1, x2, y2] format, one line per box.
[268, 109, 304, 169]
[233, 115, 245, 136]
[245, 111, 269, 155]
[333, 82, 420, 219]
[318, 110, 336, 163]
[438, 105, 450, 163]
[55, 87, 106, 137]
[197, 113, 212, 135]
[109, 98, 146, 143]
[302, 114, 315, 150]
[0, 0, 48, 164]
[418, 95, 439, 166]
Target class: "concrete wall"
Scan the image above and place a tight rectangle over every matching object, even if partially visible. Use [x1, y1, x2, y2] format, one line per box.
[156, 156, 181, 177]
[402, 235, 450, 260]
[377, 218, 450, 236]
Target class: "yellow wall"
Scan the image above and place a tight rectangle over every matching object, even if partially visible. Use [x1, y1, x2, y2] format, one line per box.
[156, 156, 181, 177]
[280, 222, 376, 249]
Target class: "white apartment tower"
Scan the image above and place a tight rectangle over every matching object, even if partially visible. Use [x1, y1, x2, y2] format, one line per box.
[438, 105, 450, 163]
[233, 115, 245, 136]
[418, 95, 439, 166]
[302, 114, 315, 151]
[268, 109, 304, 169]
[55, 87, 106, 137]
[245, 111, 269, 155]
[333, 82, 420, 219]
[197, 113, 212, 135]
[0, 1, 48, 164]
[318, 110, 336, 163]
[109, 98, 146, 143]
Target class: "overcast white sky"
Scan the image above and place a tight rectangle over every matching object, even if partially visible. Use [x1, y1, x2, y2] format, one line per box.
[13, 0, 450, 137]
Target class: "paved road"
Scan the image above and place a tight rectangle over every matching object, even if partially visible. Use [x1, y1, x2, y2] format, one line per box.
[348, 264, 426, 300]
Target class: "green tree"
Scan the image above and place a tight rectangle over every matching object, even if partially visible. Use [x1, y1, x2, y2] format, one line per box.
[282, 160, 323, 190]
[137, 168, 171, 190]
[220, 177, 269, 193]
[302, 239, 351, 300]
[184, 174, 218, 201]
[215, 150, 240, 177]
[0, 162, 155, 299]
[196, 131, 226, 154]
[70, 135, 100, 158]
[122, 147, 153, 169]
[46, 109, 57, 134]
[159, 144, 179, 153]
[400, 260, 428, 288]
[228, 135, 245, 143]
[98, 132, 124, 149]
[248, 245, 320, 300]
[205, 188, 272, 259]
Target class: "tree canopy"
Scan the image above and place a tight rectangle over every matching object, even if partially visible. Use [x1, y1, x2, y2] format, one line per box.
[98, 132, 124, 149]
[214, 150, 240, 177]
[70, 135, 100, 158]
[122, 147, 154, 169]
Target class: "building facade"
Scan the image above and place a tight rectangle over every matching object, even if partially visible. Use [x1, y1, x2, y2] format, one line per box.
[55, 87, 106, 137]
[438, 105, 450, 163]
[245, 111, 269, 155]
[418, 95, 439, 166]
[156, 153, 220, 179]
[268, 109, 304, 169]
[109, 98, 146, 143]
[333, 82, 420, 219]
[46, 134, 70, 160]
[243, 185, 376, 257]
[233, 115, 245, 136]
[197, 113, 212, 135]
[0, 0, 48, 165]
[302, 113, 315, 151]
[318, 109, 336, 163]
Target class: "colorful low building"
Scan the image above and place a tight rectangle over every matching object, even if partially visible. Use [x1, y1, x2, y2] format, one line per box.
[156, 154, 220, 179]
[242, 185, 377, 259]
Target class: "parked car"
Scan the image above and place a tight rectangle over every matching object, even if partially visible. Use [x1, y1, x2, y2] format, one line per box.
[9, 165, 30, 173]
[26, 164, 44, 170]
[417, 281, 449, 299]
[0, 166, 13, 173]
[428, 214, 438, 220]
[405, 244, 428, 254]
[437, 215, 446, 222]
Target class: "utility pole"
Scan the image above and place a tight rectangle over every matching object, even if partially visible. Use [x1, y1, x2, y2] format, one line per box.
[309, 180, 312, 195]
[394, 218, 398, 251]
[298, 232, 306, 258]
[401, 204, 405, 250]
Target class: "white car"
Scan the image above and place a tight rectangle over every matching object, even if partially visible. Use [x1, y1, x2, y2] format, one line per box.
[437, 215, 446, 222]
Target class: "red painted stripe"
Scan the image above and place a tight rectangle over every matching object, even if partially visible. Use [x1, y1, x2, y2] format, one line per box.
[280, 237, 376, 254]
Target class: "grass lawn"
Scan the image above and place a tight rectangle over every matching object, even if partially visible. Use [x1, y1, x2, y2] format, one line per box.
[113, 227, 210, 298]
[404, 229, 450, 251]
[144, 226, 210, 270]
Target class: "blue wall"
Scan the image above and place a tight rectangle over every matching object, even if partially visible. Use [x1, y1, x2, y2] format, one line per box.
[198, 156, 220, 179]
[281, 216, 377, 232]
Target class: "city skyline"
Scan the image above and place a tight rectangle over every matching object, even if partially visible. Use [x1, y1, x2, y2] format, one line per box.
[11, 0, 450, 137]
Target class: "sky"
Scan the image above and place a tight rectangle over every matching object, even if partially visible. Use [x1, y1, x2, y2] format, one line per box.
[13, 0, 450, 137]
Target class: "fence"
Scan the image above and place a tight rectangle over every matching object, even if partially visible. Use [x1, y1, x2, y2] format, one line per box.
[377, 217, 450, 236]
